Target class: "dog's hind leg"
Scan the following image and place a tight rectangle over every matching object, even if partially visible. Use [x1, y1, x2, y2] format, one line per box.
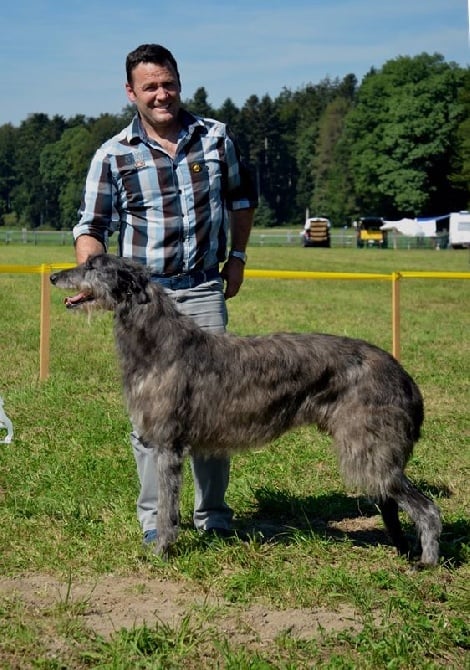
[377, 497, 409, 557]
[390, 476, 442, 567]
[154, 444, 185, 558]
[333, 411, 441, 566]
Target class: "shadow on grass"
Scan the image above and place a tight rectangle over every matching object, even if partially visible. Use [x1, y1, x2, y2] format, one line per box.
[229, 484, 468, 567]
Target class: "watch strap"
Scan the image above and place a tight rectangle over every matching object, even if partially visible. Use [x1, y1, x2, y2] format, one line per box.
[229, 250, 247, 264]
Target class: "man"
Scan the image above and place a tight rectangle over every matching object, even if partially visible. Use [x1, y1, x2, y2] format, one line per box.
[73, 44, 257, 545]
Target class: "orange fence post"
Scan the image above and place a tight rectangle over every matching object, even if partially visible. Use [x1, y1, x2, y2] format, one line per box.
[39, 264, 51, 381]
[392, 272, 401, 361]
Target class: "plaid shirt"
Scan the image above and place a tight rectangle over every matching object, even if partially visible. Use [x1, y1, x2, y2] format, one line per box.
[74, 111, 258, 275]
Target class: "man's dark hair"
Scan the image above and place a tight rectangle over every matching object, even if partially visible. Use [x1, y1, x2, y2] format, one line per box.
[126, 44, 181, 88]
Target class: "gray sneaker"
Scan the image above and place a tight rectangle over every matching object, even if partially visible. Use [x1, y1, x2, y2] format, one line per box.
[143, 529, 158, 545]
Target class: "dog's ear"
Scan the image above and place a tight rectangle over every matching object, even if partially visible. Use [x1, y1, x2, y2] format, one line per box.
[116, 267, 152, 304]
[133, 272, 152, 304]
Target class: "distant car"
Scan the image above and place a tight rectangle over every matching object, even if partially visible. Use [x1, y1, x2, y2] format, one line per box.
[356, 216, 388, 248]
[301, 217, 331, 247]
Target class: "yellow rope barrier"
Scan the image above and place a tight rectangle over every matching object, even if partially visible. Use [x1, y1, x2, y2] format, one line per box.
[1, 264, 469, 380]
[1, 264, 469, 281]
[245, 270, 470, 280]
[0, 263, 75, 274]
[245, 269, 391, 280]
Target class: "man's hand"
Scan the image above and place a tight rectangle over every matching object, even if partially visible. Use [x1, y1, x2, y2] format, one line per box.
[75, 235, 105, 264]
[220, 256, 245, 299]
[224, 207, 254, 298]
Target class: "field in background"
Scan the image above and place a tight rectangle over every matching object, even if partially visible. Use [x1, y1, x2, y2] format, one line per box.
[0, 244, 468, 668]
[0, 225, 459, 250]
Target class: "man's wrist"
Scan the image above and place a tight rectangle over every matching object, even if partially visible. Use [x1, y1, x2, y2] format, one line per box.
[229, 250, 247, 264]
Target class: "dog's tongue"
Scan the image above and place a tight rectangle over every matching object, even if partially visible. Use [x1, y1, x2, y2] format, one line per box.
[64, 292, 91, 309]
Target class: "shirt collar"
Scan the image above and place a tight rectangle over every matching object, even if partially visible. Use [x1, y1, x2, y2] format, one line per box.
[125, 109, 206, 145]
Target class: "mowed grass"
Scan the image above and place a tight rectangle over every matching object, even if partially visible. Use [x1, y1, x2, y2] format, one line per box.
[0, 243, 469, 668]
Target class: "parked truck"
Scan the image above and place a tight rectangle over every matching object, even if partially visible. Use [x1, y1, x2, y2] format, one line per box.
[301, 217, 331, 247]
[356, 216, 388, 248]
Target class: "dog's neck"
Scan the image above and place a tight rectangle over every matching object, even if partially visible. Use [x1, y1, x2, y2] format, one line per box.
[113, 285, 203, 370]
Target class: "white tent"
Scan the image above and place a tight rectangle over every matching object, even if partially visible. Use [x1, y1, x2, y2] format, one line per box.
[381, 218, 436, 237]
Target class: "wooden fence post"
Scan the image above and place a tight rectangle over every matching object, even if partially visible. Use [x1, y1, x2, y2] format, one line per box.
[39, 264, 51, 381]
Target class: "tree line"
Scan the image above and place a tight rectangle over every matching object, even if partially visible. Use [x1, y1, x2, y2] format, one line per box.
[0, 52, 468, 231]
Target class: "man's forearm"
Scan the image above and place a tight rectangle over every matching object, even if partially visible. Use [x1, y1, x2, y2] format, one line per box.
[75, 235, 106, 264]
[229, 208, 255, 252]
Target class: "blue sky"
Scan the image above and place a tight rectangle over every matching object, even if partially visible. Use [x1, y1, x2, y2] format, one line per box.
[1, 0, 468, 126]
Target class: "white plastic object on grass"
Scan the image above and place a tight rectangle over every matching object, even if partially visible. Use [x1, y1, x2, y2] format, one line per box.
[0, 396, 13, 443]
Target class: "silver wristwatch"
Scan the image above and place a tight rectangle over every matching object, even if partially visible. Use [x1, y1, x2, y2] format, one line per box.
[229, 250, 247, 264]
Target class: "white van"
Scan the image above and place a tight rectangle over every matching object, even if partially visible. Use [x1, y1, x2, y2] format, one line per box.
[449, 211, 470, 248]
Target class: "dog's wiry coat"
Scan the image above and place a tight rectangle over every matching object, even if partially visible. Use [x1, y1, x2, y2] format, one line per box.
[51, 254, 442, 565]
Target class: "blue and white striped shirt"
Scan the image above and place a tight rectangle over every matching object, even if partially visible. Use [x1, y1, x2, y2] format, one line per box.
[74, 111, 257, 274]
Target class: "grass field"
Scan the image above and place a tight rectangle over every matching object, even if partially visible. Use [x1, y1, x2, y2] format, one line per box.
[0, 244, 469, 669]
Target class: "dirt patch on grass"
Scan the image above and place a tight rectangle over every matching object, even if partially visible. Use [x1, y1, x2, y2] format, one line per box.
[0, 573, 363, 644]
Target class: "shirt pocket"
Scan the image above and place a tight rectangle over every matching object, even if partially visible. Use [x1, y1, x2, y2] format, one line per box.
[189, 159, 224, 205]
[118, 156, 176, 212]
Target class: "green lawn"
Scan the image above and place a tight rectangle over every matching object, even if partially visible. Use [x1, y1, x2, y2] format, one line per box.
[0, 244, 469, 668]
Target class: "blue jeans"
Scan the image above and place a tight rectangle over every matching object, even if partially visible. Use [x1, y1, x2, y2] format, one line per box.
[131, 277, 234, 533]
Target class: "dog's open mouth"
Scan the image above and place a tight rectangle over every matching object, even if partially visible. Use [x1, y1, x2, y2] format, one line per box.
[64, 292, 95, 309]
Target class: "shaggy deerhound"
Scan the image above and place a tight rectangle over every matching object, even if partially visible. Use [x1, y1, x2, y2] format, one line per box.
[50, 254, 442, 565]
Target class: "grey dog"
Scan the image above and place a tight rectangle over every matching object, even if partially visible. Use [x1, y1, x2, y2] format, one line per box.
[50, 253, 442, 566]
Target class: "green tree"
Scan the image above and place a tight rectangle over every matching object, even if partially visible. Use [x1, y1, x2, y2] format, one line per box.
[253, 195, 276, 227]
[40, 110, 135, 229]
[293, 79, 344, 219]
[450, 68, 470, 207]
[345, 53, 466, 216]
[0, 124, 17, 224]
[40, 126, 95, 229]
[310, 96, 355, 224]
[215, 98, 240, 131]
[235, 93, 298, 225]
[11, 114, 65, 227]
[88, 112, 130, 147]
[184, 87, 215, 117]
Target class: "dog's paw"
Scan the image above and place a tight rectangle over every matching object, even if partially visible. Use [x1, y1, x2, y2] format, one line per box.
[154, 537, 176, 561]
[155, 547, 169, 560]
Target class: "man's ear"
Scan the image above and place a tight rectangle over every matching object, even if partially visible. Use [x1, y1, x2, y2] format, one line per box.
[125, 82, 136, 104]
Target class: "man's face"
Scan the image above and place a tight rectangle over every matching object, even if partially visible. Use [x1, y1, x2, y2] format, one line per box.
[125, 60, 181, 132]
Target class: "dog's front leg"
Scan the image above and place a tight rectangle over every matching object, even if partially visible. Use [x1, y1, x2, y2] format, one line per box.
[154, 443, 184, 558]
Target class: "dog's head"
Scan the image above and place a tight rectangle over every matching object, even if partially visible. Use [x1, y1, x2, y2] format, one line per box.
[50, 254, 153, 311]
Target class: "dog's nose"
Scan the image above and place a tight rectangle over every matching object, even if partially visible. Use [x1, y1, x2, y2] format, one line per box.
[50, 272, 59, 285]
